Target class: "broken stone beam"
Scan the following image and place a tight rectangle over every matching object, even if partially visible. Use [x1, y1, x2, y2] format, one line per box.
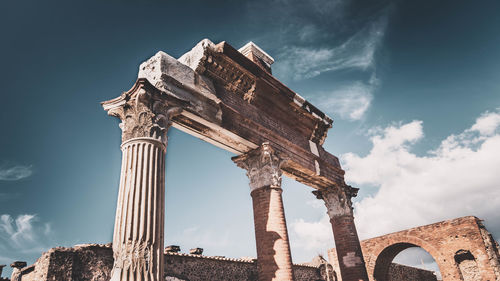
[165, 245, 181, 253]
[189, 248, 203, 255]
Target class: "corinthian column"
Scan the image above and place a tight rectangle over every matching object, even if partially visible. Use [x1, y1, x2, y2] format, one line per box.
[314, 185, 369, 281]
[233, 143, 295, 281]
[103, 84, 181, 281]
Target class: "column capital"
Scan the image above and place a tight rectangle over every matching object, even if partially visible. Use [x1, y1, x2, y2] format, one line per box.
[102, 80, 184, 147]
[232, 142, 284, 191]
[313, 184, 359, 218]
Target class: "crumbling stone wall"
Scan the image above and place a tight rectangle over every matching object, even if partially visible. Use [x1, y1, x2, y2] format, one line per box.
[16, 244, 322, 281]
[19, 244, 113, 281]
[354, 216, 500, 281]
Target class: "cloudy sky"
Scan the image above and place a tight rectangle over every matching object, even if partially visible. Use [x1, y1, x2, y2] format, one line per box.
[1, 0, 500, 277]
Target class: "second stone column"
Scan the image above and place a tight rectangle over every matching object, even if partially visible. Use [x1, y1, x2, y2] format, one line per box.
[233, 143, 295, 281]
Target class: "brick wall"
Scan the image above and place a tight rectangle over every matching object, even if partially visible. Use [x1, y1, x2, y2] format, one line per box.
[328, 246, 438, 281]
[330, 216, 500, 281]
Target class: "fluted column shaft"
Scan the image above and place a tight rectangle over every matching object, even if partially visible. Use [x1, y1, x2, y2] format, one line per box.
[111, 138, 165, 281]
[315, 186, 369, 281]
[103, 84, 182, 281]
[233, 143, 295, 281]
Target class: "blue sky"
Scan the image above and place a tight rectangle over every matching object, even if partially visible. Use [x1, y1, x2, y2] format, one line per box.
[2, 0, 500, 278]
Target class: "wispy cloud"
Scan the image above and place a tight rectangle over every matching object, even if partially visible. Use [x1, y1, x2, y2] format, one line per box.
[312, 80, 375, 121]
[266, 0, 390, 121]
[275, 16, 388, 80]
[0, 214, 52, 254]
[0, 164, 33, 181]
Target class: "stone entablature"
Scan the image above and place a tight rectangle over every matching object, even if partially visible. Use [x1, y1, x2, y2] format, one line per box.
[129, 38, 344, 190]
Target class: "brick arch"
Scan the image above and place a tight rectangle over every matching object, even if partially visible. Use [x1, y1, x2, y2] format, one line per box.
[357, 216, 500, 281]
[368, 237, 445, 281]
[369, 237, 444, 281]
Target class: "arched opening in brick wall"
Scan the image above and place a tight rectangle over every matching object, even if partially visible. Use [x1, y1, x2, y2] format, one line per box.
[373, 243, 441, 281]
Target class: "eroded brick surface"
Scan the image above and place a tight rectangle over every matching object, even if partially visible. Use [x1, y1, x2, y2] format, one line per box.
[329, 216, 500, 281]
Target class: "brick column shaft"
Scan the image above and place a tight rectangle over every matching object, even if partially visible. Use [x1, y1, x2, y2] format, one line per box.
[315, 186, 369, 281]
[251, 186, 295, 281]
[331, 214, 369, 281]
[233, 142, 295, 281]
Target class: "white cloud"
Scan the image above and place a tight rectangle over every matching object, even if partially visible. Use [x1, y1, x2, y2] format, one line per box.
[469, 110, 500, 136]
[315, 81, 374, 120]
[290, 110, 500, 269]
[0, 164, 33, 181]
[275, 16, 387, 80]
[289, 214, 333, 262]
[341, 110, 500, 239]
[0, 214, 52, 254]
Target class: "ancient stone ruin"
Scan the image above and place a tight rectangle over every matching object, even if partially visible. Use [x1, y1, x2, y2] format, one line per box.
[7, 216, 500, 280]
[2, 40, 500, 281]
[100, 39, 368, 281]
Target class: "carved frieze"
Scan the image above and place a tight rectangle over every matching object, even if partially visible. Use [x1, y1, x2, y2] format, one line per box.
[314, 185, 359, 218]
[232, 142, 284, 191]
[103, 84, 182, 146]
[199, 51, 257, 104]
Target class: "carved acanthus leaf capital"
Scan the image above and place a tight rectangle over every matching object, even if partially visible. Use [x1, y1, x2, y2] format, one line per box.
[103, 80, 184, 146]
[232, 142, 284, 191]
[313, 184, 358, 218]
